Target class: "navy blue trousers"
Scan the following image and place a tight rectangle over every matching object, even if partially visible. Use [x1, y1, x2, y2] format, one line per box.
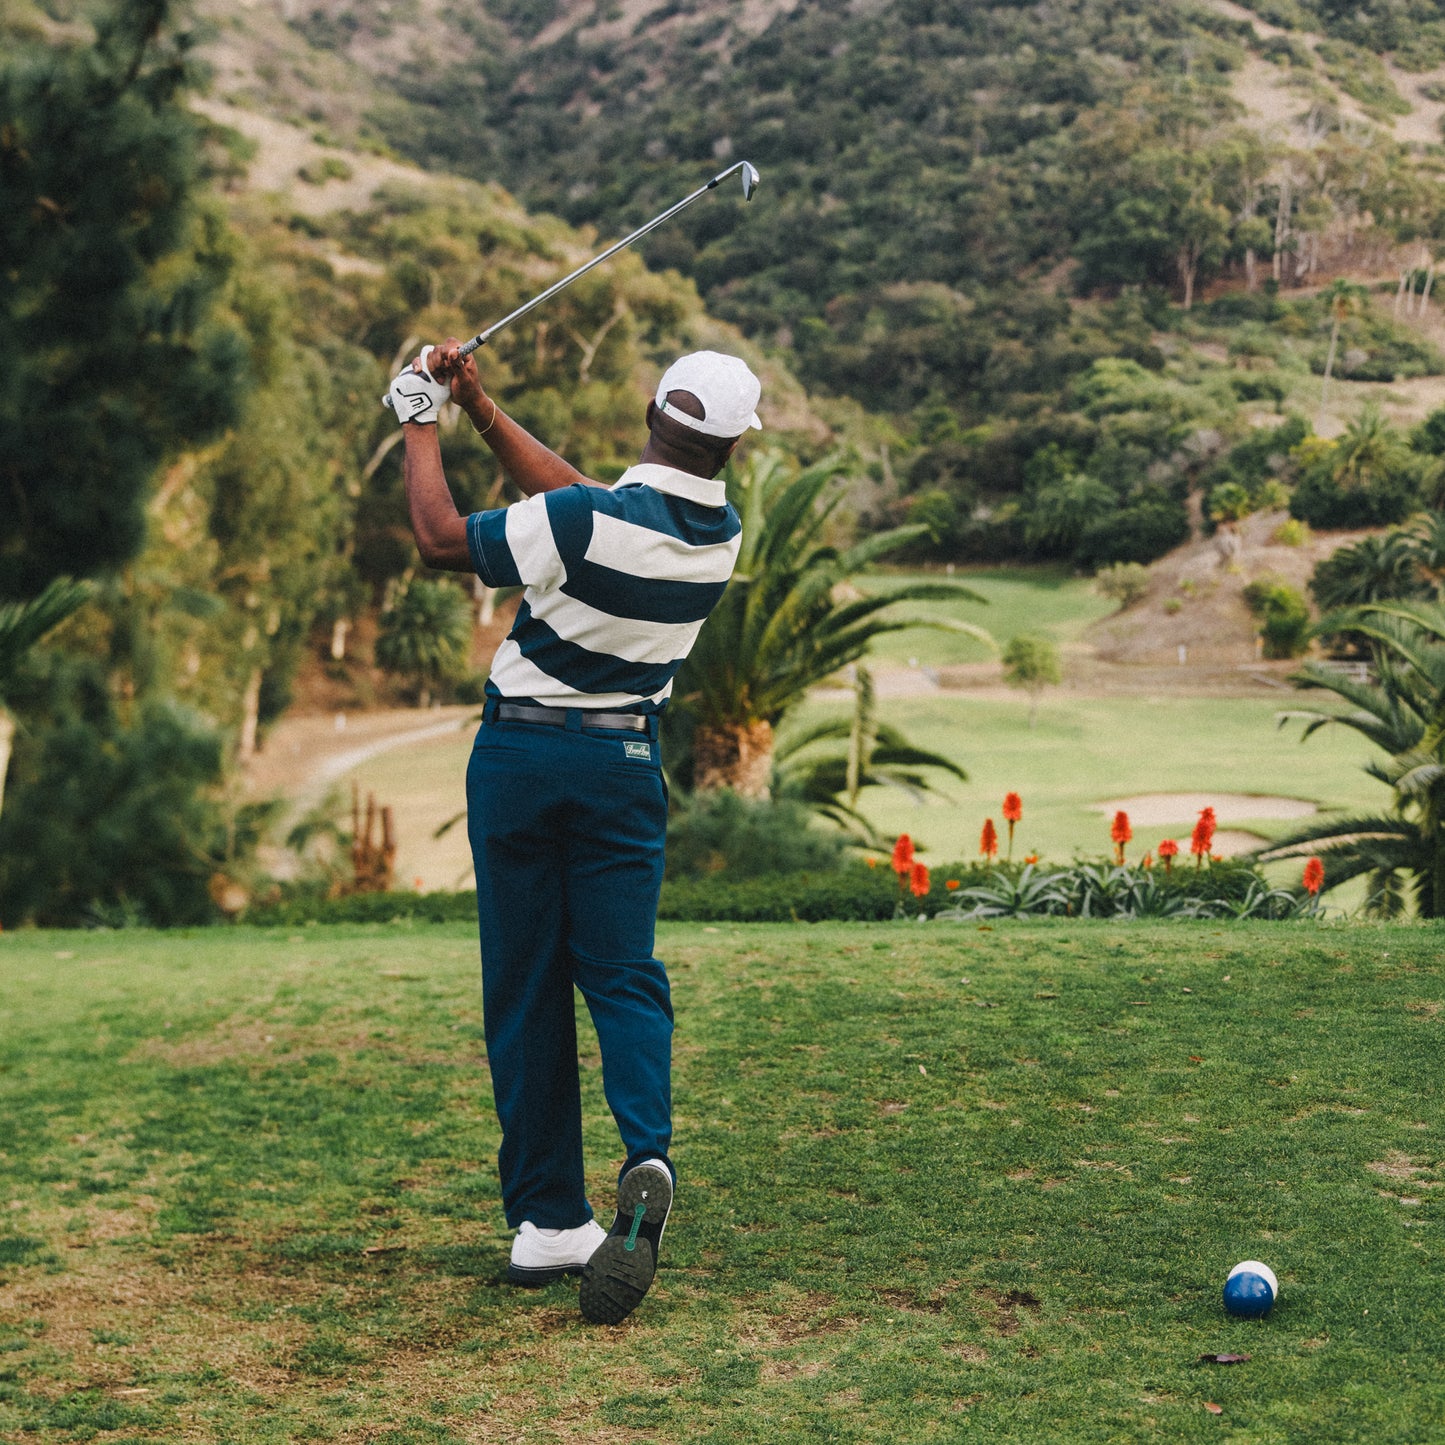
[466, 708, 674, 1230]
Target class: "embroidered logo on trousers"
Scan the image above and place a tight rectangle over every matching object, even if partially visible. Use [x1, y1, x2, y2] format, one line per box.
[623, 740, 653, 760]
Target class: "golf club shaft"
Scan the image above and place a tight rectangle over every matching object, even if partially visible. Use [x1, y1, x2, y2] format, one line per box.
[457, 161, 758, 357]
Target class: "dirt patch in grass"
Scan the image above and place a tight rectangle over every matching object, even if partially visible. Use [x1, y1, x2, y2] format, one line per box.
[131, 1012, 483, 1071]
[0, 1252, 306, 1401]
[945, 1343, 990, 1362]
[880, 1286, 950, 1315]
[1368, 1153, 1434, 1182]
[975, 1287, 1041, 1336]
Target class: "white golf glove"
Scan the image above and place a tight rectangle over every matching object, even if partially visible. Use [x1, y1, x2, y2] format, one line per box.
[385, 349, 450, 424]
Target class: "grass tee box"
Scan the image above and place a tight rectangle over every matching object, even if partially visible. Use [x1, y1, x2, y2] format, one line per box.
[0, 920, 1442, 1442]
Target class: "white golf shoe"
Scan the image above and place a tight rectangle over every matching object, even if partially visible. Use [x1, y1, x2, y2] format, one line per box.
[507, 1219, 608, 1287]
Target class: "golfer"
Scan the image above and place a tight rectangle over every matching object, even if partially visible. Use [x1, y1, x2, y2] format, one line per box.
[387, 340, 761, 1324]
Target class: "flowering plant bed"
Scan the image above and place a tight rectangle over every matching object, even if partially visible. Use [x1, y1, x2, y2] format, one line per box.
[656, 856, 1281, 924]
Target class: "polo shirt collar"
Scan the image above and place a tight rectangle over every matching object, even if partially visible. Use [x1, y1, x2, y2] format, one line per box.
[614, 463, 727, 508]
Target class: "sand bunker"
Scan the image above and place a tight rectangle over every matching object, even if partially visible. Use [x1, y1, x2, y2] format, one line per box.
[1208, 829, 1271, 858]
[1094, 793, 1318, 825]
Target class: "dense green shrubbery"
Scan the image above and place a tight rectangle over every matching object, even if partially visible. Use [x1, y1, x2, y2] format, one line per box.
[0, 661, 242, 928]
[658, 867, 916, 924]
[1306, 304, 1442, 381]
[1243, 577, 1312, 659]
[1198, 414, 1310, 519]
[1288, 411, 1434, 531]
[244, 888, 478, 927]
[664, 790, 847, 881]
[1289, 457, 1424, 530]
[1074, 496, 1192, 567]
[237, 857, 1283, 927]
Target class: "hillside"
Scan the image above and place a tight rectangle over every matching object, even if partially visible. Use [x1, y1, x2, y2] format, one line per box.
[186, 0, 1445, 579]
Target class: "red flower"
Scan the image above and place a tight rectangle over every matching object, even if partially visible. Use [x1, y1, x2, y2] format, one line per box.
[945, 879, 960, 890]
[1303, 857, 1324, 895]
[1141, 852, 1153, 869]
[1023, 852, 1039, 864]
[1190, 807, 1216, 864]
[1158, 838, 1179, 873]
[980, 818, 999, 860]
[910, 861, 931, 897]
[891, 834, 914, 874]
[1001, 791, 1022, 858]
[866, 857, 878, 868]
[1111, 809, 1132, 863]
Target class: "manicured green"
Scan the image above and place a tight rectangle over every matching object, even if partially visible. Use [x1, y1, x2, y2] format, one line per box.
[1, 921, 1441, 1442]
[858, 567, 1116, 667]
[791, 694, 1383, 874]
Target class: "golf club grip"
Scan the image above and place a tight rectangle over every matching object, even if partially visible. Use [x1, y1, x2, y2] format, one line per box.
[457, 335, 488, 359]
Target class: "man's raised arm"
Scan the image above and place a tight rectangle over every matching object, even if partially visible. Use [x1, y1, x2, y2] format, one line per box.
[391, 340, 597, 574]
[428, 340, 597, 496]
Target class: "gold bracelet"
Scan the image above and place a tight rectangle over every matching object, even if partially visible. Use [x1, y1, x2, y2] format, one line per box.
[471, 399, 498, 437]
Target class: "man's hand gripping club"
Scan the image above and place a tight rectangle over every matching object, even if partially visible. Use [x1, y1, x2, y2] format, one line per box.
[393, 341, 597, 574]
[385, 349, 452, 424]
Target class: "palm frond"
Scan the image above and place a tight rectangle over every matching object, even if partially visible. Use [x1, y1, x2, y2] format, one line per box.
[1253, 811, 1421, 860]
[0, 579, 92, 694]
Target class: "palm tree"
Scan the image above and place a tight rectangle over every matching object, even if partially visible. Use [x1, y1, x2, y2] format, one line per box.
[1310, 530, 1428, 613]
[1257, 600, 1445, 915]
[0, 579, 91, 818]
[374, 576, 473, 708]
[772, 667, 968, 844]
[669, 450, 991, 797]
[1317, 279, 1366, 417]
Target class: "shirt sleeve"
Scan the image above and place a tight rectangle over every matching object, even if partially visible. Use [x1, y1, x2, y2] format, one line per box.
[466, 486, 595, 591]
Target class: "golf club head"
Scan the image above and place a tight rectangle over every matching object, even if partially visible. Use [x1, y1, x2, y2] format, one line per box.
[741, 162, 760, 200]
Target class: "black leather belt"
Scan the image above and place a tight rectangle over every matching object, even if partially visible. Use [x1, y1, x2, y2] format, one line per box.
[494, 703, 648, 732]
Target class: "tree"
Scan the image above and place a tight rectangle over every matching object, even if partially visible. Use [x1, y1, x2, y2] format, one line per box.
[1317, 280, 1367, 416]
[0, 686, 234, 928]
[1259, 601, 1445, 916]
[1094, 562, 1151, 610]
[0, 579, 90, 818]
[1290, 408, 1426, 530]
[1310, 531, 1428, 613]
[1024, 473, 1119, 556]
[668, 451, 991, 797]
[0, 0, 250, 599]
[1002, 633, 1061, 728]
[374, 576, 473, 707]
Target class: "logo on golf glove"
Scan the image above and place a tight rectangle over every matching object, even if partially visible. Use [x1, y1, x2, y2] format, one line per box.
[386, 351, 450, 424]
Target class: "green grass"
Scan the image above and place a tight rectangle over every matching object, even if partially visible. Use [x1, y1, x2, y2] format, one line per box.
[858, 566, 1116, 667]
[790, 693, 1382, 871]
[1, 921, 1442, 1442]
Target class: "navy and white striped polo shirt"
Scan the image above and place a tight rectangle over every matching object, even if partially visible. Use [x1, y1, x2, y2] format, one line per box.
[466, 463, 742, 712]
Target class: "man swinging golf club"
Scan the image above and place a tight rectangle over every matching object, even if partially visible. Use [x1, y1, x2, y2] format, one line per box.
[389, 338, 761, 1324]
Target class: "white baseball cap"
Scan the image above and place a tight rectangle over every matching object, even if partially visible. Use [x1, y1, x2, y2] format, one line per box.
[654, 351, 762, 439]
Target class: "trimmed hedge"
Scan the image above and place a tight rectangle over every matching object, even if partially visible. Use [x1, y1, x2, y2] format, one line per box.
[243, 889, 478, 927]
[237, 857, 1272, 927]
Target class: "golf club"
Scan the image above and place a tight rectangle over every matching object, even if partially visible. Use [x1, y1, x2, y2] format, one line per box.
[383, 160, 760, 408]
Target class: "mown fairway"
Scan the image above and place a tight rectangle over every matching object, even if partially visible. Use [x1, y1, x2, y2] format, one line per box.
[858, 567, 1115, 669]
[789, 692, 1381, 868]
[2, 920, 1442, 1443]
